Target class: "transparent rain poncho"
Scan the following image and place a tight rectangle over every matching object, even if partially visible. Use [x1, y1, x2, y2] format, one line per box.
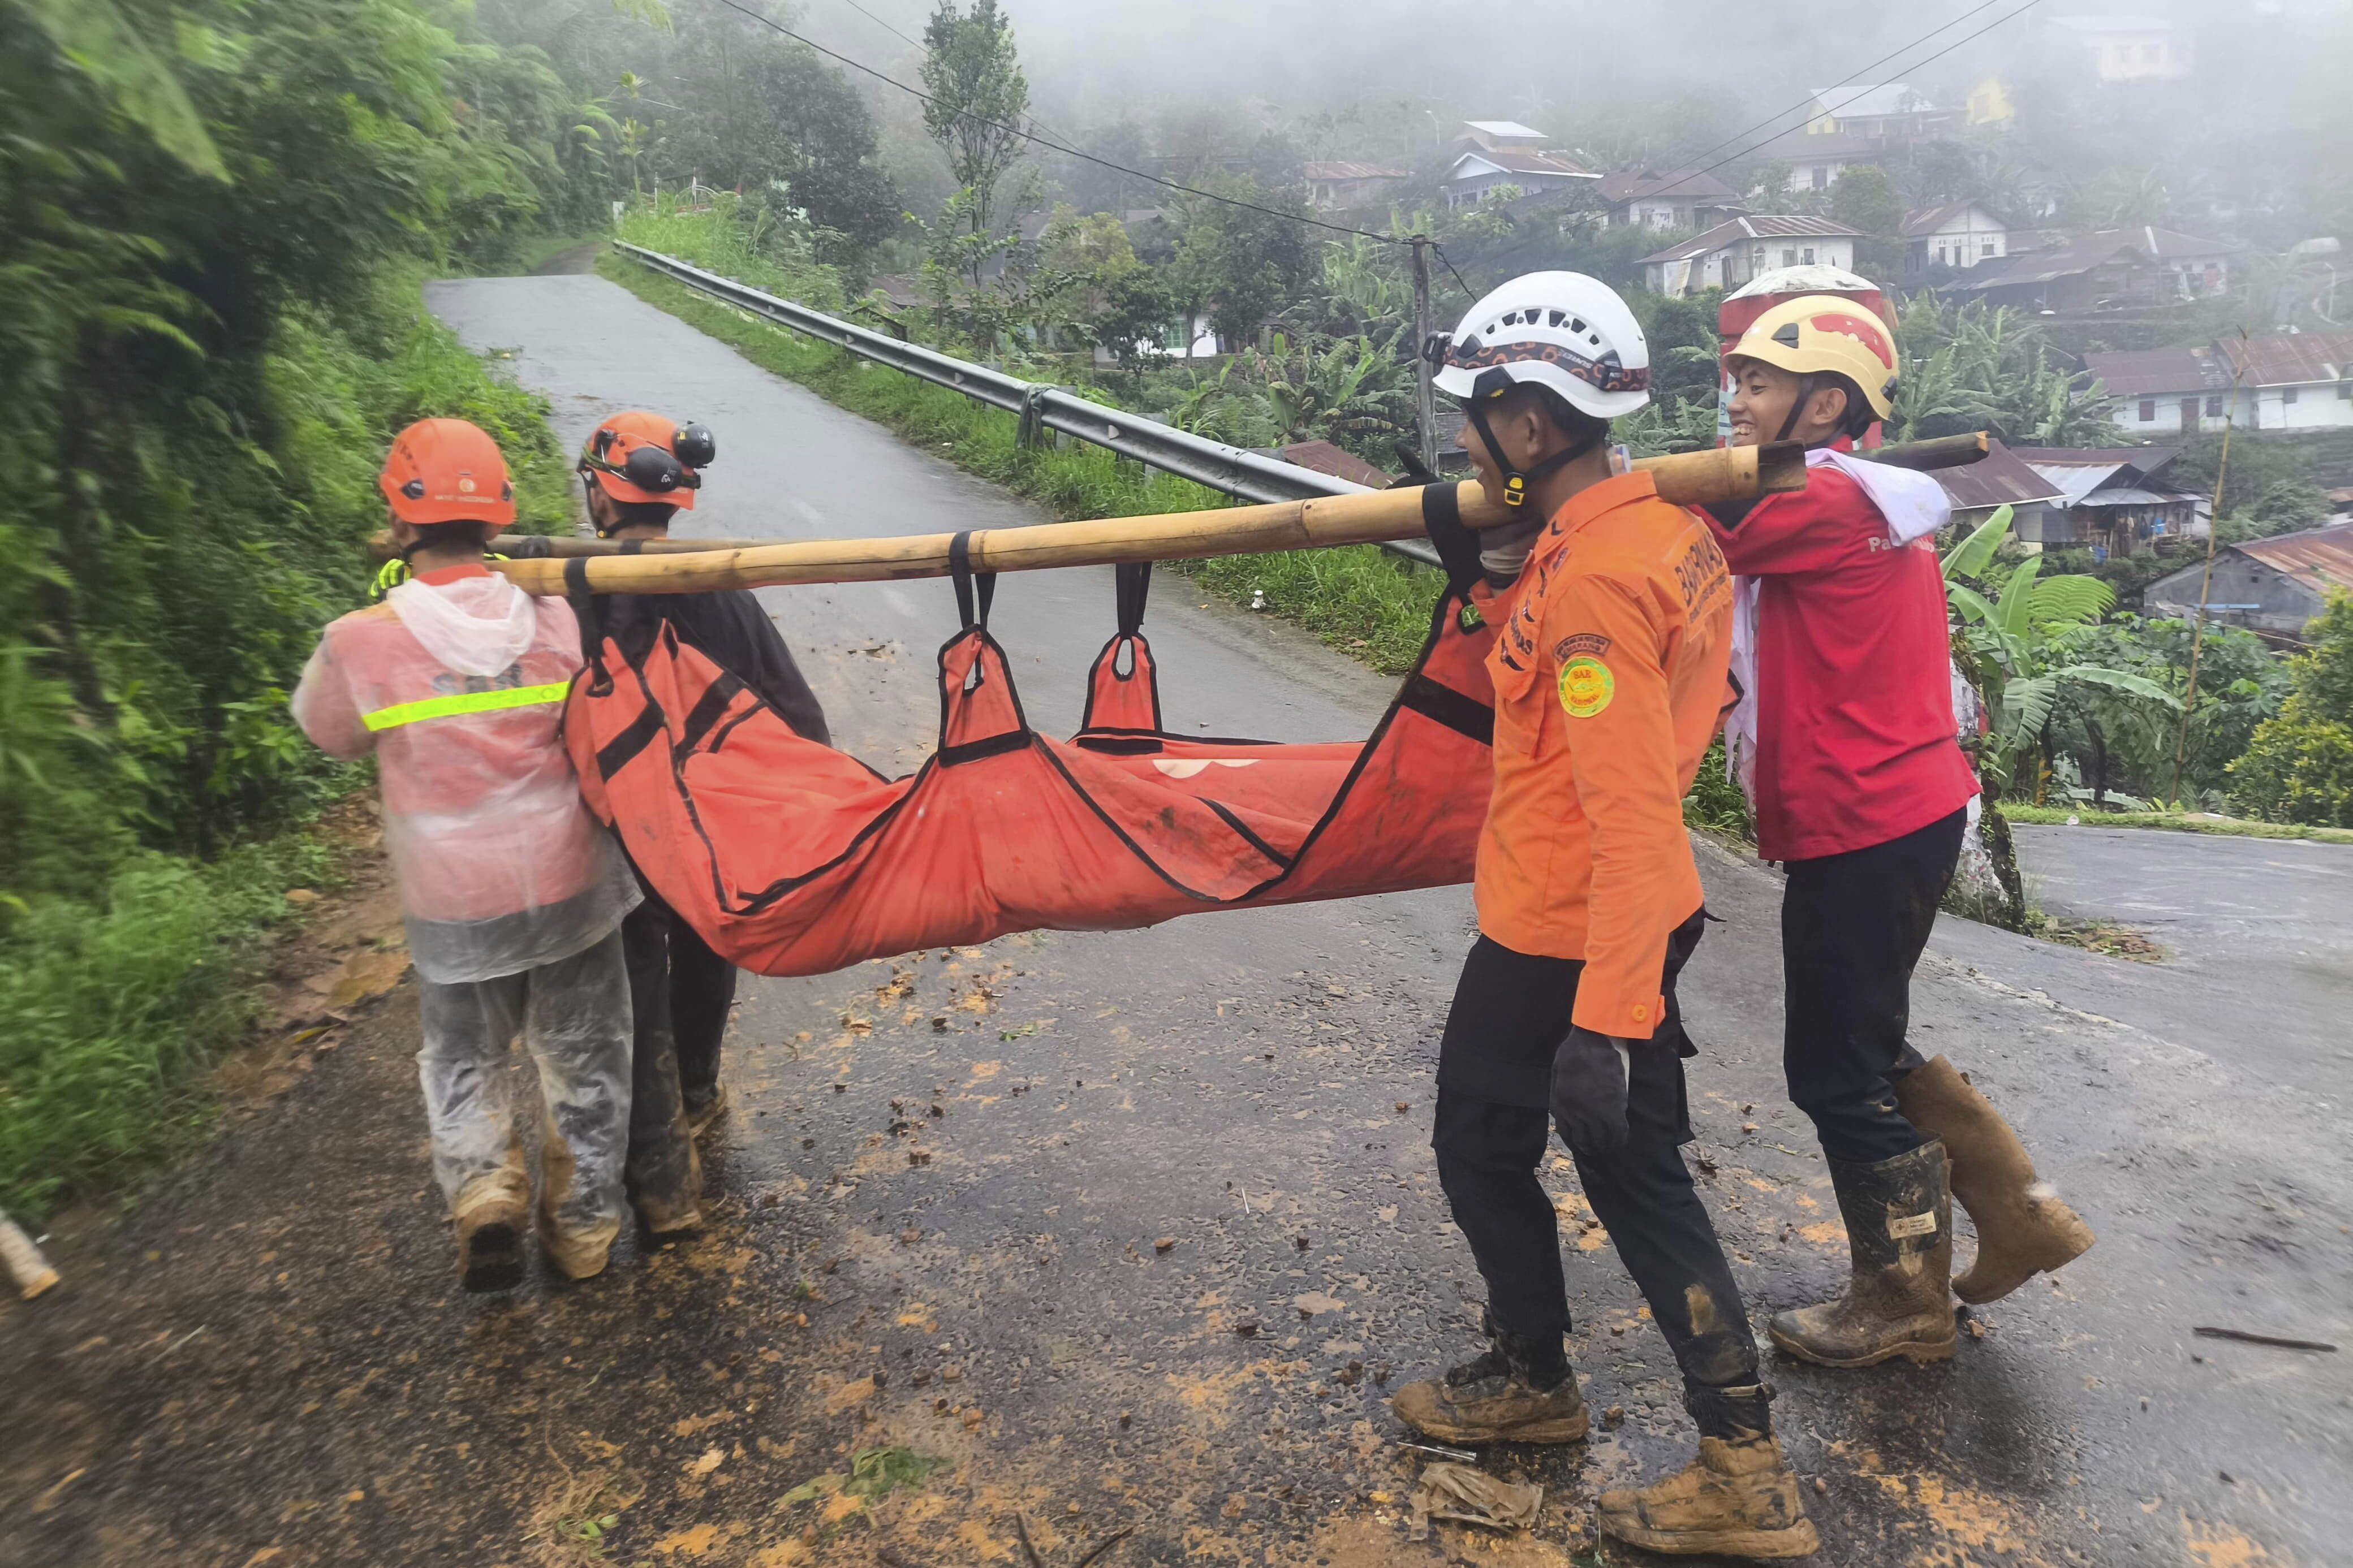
[292, 569, 640, 984]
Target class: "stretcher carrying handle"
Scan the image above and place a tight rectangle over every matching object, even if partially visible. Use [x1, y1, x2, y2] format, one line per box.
[948, 530, 996, 629]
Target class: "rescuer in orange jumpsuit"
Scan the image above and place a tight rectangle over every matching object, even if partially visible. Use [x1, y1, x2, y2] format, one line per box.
[1389, 274, 1816, 1558]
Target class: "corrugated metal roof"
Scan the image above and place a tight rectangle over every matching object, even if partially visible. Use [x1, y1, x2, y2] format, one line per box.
[1934, 440, 2068, 511]
[2009, 445, 2186, 472]
[1641, 214, 1864, 264]
[2082, 346, 2234, 398]
[1598, 169, 1739, 204]
[2220, 331, 2353, 389]
[2073, 486, 2183, 507]
[1901, 201, 2004, 237]
[2237, 523, 2353, 593]
[1463, 120, 1546, 140]
[2028, 463, 2131, 506]
[1449, 148, 1598, 182]
[1253, 440, 1393, 490]
[1302, 161, 1407, 182]
[1952, 226, 2242, 293]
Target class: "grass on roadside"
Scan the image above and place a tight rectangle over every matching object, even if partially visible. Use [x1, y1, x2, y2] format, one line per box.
[2002, 803, 2353, 845]
[0, 831, 351, 1220]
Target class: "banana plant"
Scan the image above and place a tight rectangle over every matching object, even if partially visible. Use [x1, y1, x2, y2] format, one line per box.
[1943, 505, 2180, 794]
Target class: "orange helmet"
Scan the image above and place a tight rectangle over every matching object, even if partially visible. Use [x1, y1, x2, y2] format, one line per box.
[578, 411, 713, 510]
[379, 418, 516, 528]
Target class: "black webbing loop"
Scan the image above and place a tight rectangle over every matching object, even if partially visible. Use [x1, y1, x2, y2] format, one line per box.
[619, 538, 647, 555]
[563, 556, 613, 696]
[1114, 561, 1152, 637]
[949, 530, 996, 629]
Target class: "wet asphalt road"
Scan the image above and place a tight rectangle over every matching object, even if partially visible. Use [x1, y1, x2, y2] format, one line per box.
[4, 270, 2348, 1568]
[2001, 823, 2353, 1096]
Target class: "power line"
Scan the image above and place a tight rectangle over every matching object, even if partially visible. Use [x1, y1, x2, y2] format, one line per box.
[1629, 0, 2022, 201]
[1678, 0, 2045, 189]
[706, 0, 1411, 244]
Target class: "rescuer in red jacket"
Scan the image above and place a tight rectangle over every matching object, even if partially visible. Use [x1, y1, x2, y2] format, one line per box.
[1705, 297, 2093, 1371]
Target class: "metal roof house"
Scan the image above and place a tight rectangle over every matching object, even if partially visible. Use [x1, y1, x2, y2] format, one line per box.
[1597, 169, 1743, 231]
[1950, 226, 2242, 311]
[1930, 440, 2069, 542]
[1640, 216, 1864, 297]
[2146, 523, 2353, 642]
[1441, 122, 1598, 209]
[2009, 445, 2201, 558]
[2085, 331, 2353, 435]
[1303, 161, 1408, 213]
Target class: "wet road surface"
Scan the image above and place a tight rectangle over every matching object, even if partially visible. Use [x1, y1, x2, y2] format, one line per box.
[2002, 823, 2353, 1095]
[5, 271, 2347, 1568]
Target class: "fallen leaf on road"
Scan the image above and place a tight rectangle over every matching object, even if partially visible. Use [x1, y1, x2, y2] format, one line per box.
[688, 1448, 725, 1476]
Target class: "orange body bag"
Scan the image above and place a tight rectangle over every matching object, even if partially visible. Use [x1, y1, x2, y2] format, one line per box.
[562, 557, 1497, 978]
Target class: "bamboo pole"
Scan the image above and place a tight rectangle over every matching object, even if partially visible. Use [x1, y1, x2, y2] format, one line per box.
[491, 443, 1807, 597]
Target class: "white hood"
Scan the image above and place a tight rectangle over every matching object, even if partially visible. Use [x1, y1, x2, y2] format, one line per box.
[387, 572, 540, 678]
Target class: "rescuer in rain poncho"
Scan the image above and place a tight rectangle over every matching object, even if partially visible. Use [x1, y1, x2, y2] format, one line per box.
[1390, 274, 1818, 1560]
[1702, 297, 2093, 1372]
[504, 412, 831, 1236]
[293, 418, 640, 1290]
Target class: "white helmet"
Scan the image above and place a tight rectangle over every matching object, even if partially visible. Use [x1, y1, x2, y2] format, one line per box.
[1432, 271, 1650, 421]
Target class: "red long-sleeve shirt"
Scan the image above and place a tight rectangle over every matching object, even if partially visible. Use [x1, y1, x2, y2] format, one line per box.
[1705, 465, 1977, 863]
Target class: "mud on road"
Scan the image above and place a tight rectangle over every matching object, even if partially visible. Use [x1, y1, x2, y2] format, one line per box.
[4, 271, 2345, 1568]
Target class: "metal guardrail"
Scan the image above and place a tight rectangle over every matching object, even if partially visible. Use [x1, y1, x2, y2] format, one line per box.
[613, 242, 1442, 568]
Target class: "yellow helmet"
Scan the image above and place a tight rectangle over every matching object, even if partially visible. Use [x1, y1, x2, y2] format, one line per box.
[1725, 295, 1899, 421]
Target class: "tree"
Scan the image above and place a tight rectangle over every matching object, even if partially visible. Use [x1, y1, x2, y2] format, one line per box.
[1830, 166, 1904, 280]
[1942, 508, 2182, 806]
[920, 0, 1028, 285]
[1891, 295, 2114, 447]
[2230, 591, 2353, 826]
[1170, 176, 1312, 355]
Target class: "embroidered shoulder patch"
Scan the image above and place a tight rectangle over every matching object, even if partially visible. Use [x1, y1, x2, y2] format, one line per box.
[1553, 631, 1611, 662]
[1558, 655, 1614, 719]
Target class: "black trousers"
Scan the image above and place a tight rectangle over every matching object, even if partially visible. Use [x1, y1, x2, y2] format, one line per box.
[1781, 807, 1967, 1167]
[619, 878, 738, 1205]
[1432, 915, 1761, 1403]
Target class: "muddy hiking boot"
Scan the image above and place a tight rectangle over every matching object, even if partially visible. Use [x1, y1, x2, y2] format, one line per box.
[1769, 1139, 1957, 1368]
[1897, 1055, 2093, 1302]
[1392, 1318, 1588, 1444]
[452, 1172, 530, 1293]
[1598, 1407, 1820, 1558]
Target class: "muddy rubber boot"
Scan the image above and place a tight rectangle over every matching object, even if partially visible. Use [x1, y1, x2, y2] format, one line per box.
[1895, 1055, 2092, 1303]
[684, 1081, 729, 1140]
[1391, 1319, 1588, 1444]
[1769, 1141, 1956, 1368]
[452, 1171, 529, 1293]
[628, 1134, 704, 1237]
[539, 1214, 621, 1281]
[1597, 1435, 1821, 1558]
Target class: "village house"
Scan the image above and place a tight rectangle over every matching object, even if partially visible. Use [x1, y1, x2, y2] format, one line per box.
[2009, 444, 2204, 559]
[2083, 343, 2238, 437]
[2219, 331, 2353, 431]
[1640, 216, 1862, 297]
[1302, 162, 1408, 213]
[1931, 439, 2070, 545]
[1951, 226, 2240, 311]
[1801, 83, 1954, 140]
[1751, 127, 1893, 195]
[2053, 14, 2193, 83]
[1902, 202, 2011, 275]
[1440, 121, 1598, 209]
[2146, 522, 2353, 643]
[1596, 169, 1743, 231]
[2086, 331, 2353, 435]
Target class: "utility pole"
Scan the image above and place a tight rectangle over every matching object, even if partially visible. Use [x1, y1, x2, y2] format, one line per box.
[1412, 234, 1438, 476]
[2168, 331, 2250, 809]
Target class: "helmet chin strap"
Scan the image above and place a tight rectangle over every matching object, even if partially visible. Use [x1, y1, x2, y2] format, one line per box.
[1773, 373, 1819, 446]
[1465, 396, 1605, 508]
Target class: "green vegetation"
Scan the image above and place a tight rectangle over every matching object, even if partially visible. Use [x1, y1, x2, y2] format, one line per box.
[2229, 591, 2353, 827]
[2001, 804, 2353, 845]
[0, 0, 638, 1217]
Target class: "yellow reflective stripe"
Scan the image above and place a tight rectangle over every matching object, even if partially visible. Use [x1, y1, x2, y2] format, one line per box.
[361, 681, 571, 732]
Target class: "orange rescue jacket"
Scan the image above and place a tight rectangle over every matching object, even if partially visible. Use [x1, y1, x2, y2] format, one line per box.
[1473, 470, 1736, 1039]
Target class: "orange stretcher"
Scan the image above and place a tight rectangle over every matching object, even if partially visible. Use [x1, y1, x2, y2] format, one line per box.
[562, 545, 1497, 977]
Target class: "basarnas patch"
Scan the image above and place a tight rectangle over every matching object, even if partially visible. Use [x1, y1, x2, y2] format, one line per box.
[1558, 655, 1614, 719]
